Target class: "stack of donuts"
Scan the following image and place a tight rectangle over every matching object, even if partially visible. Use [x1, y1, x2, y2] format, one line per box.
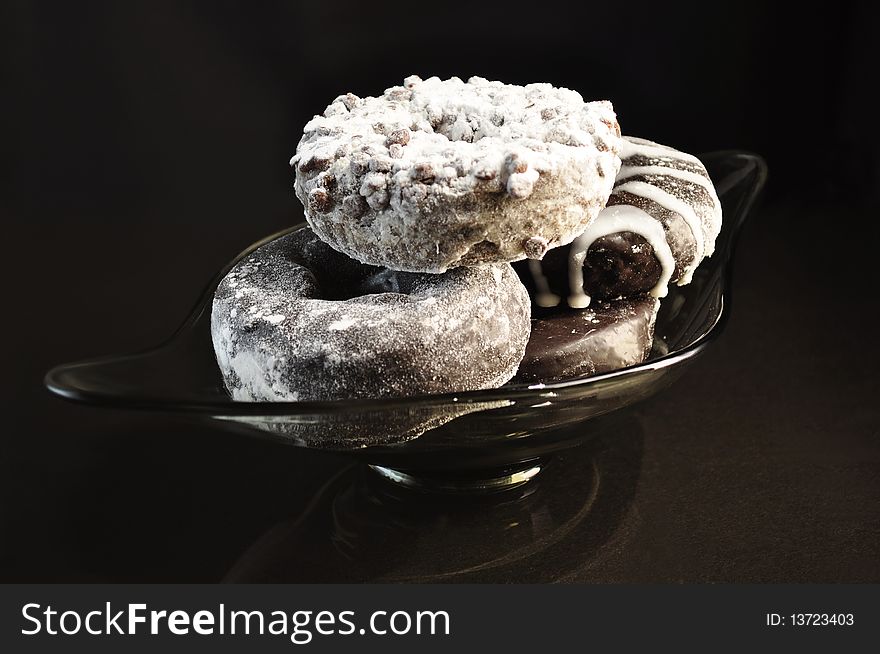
[211, 76, 722, 402]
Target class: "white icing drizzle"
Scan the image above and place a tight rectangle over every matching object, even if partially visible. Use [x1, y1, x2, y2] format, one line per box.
[618, 137, 704, 167]
[567, 247, 590, 308]
[618, 165, 714, 194]
[613, 180, 704, 284]
[525, 137, 721, 310]
[617, 137, 723, 259]
[617, 163, 722, 256]
[566, 205, 675, 308]
[527, 259, 561, 308]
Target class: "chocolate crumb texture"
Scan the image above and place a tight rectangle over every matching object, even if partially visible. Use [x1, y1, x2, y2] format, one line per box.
[291, 75, 622, 272]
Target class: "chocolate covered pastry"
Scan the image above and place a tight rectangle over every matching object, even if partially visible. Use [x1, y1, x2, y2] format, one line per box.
[515, 136, 722, 309]
[513, 296, 660, 383]
[511, 136, 721, 382]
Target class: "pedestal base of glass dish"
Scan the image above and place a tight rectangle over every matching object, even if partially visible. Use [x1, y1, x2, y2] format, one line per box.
[221, 427, 640, 582]
[369, 459, 546, 493]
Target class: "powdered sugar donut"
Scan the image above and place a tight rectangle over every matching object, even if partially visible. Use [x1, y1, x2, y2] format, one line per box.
[291, 75, 622, 273]
[211, 227, 531, 401]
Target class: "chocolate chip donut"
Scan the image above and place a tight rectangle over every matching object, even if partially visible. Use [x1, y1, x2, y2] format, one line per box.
[291, 75, 622, 273]
[516, 137, 722, 308]
[210, 227, 531, 401]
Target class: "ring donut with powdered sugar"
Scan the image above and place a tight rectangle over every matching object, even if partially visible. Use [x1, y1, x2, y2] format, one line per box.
[516, 136, 722, 309]
[211, 227, 531, 402]
[291, 75, 623, 273]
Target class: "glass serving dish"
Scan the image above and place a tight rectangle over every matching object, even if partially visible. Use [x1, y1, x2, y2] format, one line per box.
[45, 151, 767, 493]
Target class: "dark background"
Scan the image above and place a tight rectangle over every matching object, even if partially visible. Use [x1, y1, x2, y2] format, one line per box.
[1, 0, 878, 581]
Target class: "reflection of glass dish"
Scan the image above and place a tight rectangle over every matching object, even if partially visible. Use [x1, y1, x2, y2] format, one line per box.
[225, 413, 645, 583]
[45, 152, 767, 492]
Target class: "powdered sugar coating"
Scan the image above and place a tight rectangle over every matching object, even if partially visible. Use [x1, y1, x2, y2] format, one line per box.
[291, 75, 622, 272]
[211, 227, 531, 401]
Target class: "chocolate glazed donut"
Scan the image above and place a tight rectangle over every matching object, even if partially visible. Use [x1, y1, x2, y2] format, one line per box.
[514, 136, 722, 309]
[513, 296, 660, 383]
[211, 227, 531, 402]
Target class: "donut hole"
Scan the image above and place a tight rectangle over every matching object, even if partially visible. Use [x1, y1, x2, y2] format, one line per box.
[305, 263, 411, 301]
[280, 231, 418, 301]
[354, 269, 403, 296]
[310, 268, 391, 301]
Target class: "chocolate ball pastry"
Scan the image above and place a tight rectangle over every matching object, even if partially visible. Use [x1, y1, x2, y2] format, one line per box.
[515, 136, 722, 309]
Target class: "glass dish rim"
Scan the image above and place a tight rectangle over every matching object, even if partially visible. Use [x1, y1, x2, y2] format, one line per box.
[44, 150, 766, 416]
